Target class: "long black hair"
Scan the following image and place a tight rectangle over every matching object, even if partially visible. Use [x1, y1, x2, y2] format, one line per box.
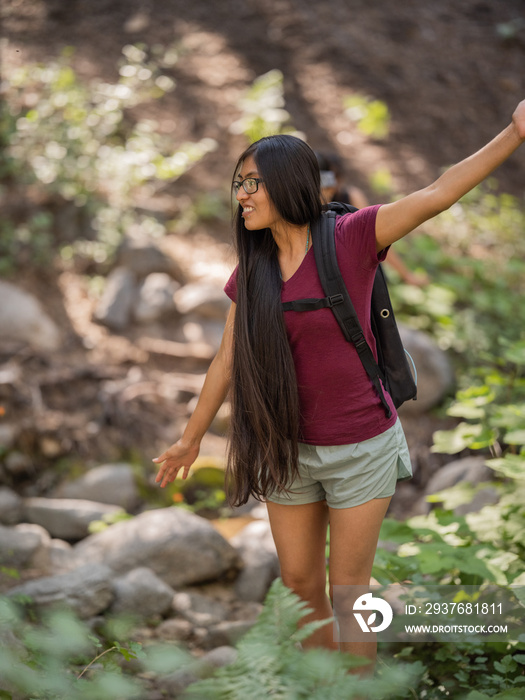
[226, 134, 323, 506]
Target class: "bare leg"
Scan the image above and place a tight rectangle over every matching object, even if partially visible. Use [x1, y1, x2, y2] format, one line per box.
[328, 496, 392, 674]
[266, 499, 336, 650]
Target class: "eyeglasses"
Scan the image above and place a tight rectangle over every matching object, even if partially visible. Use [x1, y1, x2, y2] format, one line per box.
[232, 177, 264, 195]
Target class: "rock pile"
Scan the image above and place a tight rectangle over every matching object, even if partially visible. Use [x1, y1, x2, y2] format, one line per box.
[0, 462, 280, 697]
[93, 237, 230, 337]
[0, 456, 497, 696]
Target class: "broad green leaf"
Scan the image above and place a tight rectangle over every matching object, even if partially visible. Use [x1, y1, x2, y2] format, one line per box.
[494, 655, 517, 673]
[504, 429, 525, 446]
[455, 385, 496, 405]
[469, 426, 498, 450]
[492, 404, 525, 432]
[426, 482, 478, 509]
[447, 404, 486, 419]
[378, 518, 415, 543]
[486, 454, 525, 480]
[432, 422, 484, 454]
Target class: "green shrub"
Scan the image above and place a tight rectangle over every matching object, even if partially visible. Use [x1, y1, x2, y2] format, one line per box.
[229, 69, 298, 143]
[0, 42, 216, 272]
[390, 183, 525, 362]
[343, 93, 391, 140]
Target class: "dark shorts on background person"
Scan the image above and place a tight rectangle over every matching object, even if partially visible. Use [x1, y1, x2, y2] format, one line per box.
[267, 418, 412, 509]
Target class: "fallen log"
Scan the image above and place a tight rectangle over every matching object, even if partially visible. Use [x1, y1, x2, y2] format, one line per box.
[137, 337, 215, 361]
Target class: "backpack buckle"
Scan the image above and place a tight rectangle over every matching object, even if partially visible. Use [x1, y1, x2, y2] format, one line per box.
[328, 294, 344, 307]
[351, 332, 367, 349]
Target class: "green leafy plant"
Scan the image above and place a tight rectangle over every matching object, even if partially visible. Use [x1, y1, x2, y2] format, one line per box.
[373, 333, 525, 590]
[373, 503, 525, 697]
[184, 578, 424, 699]
[430, 338, 525, 482]
[343, 93, 391, 140]
[0, 42, 216, 272]
[0, 595, 193, 699]
[166, 463, 228, 518]
[0, 598, 144, 699]
[390, 183, 525, 361]
[386, 639, 525, 699]
[370, 283, 525, 698]
[229, 69, 298, 143]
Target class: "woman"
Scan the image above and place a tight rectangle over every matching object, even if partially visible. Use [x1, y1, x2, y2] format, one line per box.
[154, 100, 525, 668]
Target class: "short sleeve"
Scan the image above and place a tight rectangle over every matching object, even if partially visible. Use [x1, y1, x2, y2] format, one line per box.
[336, 204, 386, 271]
[224, 266, 238, 303]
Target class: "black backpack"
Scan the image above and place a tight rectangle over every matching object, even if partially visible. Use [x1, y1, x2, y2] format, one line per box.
[282, 202, 417, 418]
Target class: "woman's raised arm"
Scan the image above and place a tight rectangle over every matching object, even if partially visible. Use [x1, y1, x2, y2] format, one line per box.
[376, 99, 525, 251]
[153, 302, 236, 488]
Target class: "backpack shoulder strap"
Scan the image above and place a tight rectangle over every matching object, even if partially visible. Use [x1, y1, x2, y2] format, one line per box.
[312, 210, 392, 418]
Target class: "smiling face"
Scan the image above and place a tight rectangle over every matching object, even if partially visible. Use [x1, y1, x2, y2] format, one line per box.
[235, 155, 283, 232]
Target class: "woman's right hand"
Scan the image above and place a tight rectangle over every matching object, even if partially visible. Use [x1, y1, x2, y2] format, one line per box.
[153, 439, 200, 488]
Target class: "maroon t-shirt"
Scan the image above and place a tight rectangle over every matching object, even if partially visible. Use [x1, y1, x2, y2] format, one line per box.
[224, 205, 397, 445]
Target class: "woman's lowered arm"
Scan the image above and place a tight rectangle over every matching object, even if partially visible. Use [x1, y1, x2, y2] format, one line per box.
[153, 302, 236, 488]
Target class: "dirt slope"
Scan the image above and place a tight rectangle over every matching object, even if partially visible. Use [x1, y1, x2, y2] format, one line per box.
[2, 0, 525, 197]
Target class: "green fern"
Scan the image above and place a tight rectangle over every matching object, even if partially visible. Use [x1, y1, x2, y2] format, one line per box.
[183, 579, 422, 700]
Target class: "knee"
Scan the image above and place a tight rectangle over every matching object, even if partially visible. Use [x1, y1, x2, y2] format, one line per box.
[328, 575, 371, 605]
[281, 569, 326, 601]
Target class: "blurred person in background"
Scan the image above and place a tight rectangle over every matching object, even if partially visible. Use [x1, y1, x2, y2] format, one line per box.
[316, 150, 429, 287]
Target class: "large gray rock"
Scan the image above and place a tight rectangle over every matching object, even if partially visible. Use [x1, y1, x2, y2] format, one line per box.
[0, 523, 51, 569]
[0, 423, 18, 451]
[22, 497, 125, 541]
[48, 538, 77, 573]
[157, 646, 237, 697]
[172, 590, 228, 626]
[54, 463, 140, 511]
[0, 486, 22, 525]
[231, 520, 280, 602]
[202, 645, 238, 668]
[180, 316, 227, 352]
[454, 487, 500, 516]
[424, 456, 492, 496]
[73, 507, 241, 587]
[156, 617, 194, 643]
[133, 272, 179, 323]
[205, 620, 255, 649]
[111, 567, 175, 617]
[93, 267, 136, 330]
[117, 235, 185, 284]
[173, 283, 230, 320]
[4, 451, 33, 475]
[7, 564, 114, 618]
[398, 325, 454, 414]
[418, 456, 496, 516]
[0, 281, 61, 351]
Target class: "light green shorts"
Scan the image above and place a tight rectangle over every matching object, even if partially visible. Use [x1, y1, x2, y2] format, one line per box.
[267, 418, 412, 509]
